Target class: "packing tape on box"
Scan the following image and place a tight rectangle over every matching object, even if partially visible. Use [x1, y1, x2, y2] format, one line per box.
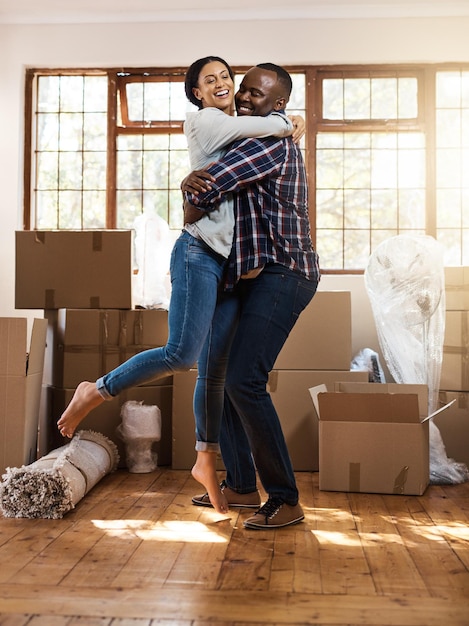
[349, 462, 409, 493]
[92, 231, 103, 251]
[349, 462, 360, 492]
[444, 312, 469, 390]
[392, 466, 409, 494]
[268, 371, 279, 393]
[439, 390, 468, 410]
[443, 345, 469, 391]
[34, 231, 46, 244]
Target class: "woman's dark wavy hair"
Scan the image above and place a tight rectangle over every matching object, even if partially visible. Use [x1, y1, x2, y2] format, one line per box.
[184, 56, 234, 109]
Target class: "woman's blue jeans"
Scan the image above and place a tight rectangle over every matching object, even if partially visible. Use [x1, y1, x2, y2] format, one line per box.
[219, 264, 318, 505]
[97, 230, 236, 448]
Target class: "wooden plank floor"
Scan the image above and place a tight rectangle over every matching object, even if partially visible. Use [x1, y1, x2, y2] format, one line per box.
[0, 469, 469, 626]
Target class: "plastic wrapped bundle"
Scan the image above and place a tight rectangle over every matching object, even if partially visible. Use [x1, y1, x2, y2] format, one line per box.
[117, 400, 161, 473]
[0, 430, 119, 519]
[365, 235, 468, 484]
[132, 210, 172, 309]
[365, 235, 445, 413]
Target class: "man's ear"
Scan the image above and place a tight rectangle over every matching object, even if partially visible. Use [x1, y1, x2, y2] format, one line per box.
[274, 97, 287, 111]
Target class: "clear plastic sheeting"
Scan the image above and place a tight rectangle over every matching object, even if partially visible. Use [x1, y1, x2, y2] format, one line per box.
[365, 234, 468, 485]
[117, 400, 161, 474]
[132, 210, 172, 310]
[351, 348, 386, 383]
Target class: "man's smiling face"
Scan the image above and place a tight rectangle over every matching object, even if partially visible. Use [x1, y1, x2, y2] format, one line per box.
[235, 67, 286, 117]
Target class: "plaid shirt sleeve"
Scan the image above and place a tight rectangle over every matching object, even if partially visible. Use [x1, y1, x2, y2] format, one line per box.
[186, 136, 285, 209]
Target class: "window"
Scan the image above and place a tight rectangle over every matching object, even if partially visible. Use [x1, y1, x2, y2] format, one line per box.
[435, 70, 469, 264]
[315, 69, 426, 270]
[24, 64, 469, 271]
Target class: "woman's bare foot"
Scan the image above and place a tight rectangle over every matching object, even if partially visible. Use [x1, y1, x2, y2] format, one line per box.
[191, 450, 228, 514]
[57, 381, 104, 438]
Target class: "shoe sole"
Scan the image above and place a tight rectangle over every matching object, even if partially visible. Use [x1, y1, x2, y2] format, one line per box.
[192, 496, 260, 509]
[243, 515, 305, 529]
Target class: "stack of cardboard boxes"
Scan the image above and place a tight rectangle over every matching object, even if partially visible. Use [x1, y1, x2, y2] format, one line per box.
[171, 291, 368, 471]
[436, 267, 469, 469]
[15, 230, 173, 468]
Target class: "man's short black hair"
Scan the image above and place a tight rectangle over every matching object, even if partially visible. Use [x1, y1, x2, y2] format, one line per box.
[256, 63, 293, 98]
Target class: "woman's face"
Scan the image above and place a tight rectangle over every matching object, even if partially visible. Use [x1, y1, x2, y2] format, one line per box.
[192, 61, 234, 113]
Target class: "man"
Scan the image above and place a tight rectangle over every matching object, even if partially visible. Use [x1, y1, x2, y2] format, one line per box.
[184, 63, 320, 529]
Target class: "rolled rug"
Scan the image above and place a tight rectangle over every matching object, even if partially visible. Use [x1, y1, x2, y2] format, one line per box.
[0, 430, 119, 519]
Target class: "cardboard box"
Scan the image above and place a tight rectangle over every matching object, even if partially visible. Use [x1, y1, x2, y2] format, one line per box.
[444, 267, 469, 311]
[435, 391, 469, 467]
[441, 310, 469, 391]
[49, 384, 173, 469]
[309, 382, 448, 495]
[45, 309, 170, 388]
[172, 368, 368, 471]
[16, 230, 132, 309]
[0, 318, 47, 474]
[274, 291, 351, 370]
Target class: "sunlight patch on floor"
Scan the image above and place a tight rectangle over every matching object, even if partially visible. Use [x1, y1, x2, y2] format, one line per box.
[92, 518, 228, 542]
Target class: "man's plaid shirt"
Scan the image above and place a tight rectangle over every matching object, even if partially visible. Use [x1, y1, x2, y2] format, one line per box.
[187, 132, 320, 291]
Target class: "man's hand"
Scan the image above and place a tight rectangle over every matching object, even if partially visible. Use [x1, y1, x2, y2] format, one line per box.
[181, 169, 216, 195]
[183, 198, 205, 224]
[289, 115, 305, 144]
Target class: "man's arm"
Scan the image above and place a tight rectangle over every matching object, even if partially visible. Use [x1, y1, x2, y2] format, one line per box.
[185, 136, 286, 211]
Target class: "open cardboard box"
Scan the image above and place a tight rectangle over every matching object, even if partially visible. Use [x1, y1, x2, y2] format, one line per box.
[0, 318, 47, 474]
[309, 382, 454, 496]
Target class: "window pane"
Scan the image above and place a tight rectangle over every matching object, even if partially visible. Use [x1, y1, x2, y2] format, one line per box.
[344, 190, 370, 228]
[316, 229, 344, 269]
[37, 113, 59, 151]
[316, 189, 343, 228]
[118, 150, 143, 189]
[60, 76, 84, 112]
[371, 190, 398, 229]
[58, 190, 83, 228]
[398, 77, 418, 118]
[344, 78, 370, 119]
[83, 113, 107, 150]
[83, 190, 106, 228]
[344, 229, 371, 267]
[84, 76, 108, 112]
[372, 78, 397, 119]
[37, 76, 60, 112]
[36, 191, 58, 228]
[59, 152, 82, 189]
[323, 75, 418, 121]
[36, 152, 58, 189]
[83, 152, 107, 189]
[117, 190, 143, 228]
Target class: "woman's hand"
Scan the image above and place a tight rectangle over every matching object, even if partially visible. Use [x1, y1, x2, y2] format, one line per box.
[289, 115, 305, 144]
[181, 169, 216, 195]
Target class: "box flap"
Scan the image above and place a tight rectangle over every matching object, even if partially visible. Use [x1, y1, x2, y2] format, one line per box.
[28, 318, 48, 375]
[309, 384, 327, 419]
[333, 381, 429, 417]
[0, 318, 27, 376]
[317, 391, 422, 423]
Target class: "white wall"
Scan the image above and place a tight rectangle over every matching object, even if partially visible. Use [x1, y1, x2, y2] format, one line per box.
[2, 15, 468, 350]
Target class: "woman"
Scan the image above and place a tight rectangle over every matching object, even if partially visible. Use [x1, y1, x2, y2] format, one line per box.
[57, 56, 302, 514]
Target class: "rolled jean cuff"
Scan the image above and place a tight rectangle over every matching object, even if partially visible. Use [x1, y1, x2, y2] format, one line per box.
[195, 441, 220, 454]
[96, 377, 113, 400]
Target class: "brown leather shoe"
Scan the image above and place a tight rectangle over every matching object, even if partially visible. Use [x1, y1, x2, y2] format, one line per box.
[192, 480, 261, 509]
[244, 497, 304, 529]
